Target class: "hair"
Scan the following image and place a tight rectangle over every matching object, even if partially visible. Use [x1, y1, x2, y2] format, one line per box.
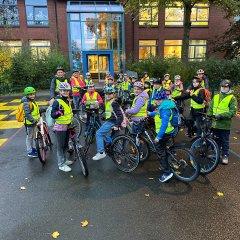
[193, 76, 201, 83]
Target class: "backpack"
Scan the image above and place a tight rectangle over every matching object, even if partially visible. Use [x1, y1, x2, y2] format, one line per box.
[46, 105, 55, 127]
[16, 102, 33, 122]
[170, 106, 181, 127]
[111, 100, 127, 128]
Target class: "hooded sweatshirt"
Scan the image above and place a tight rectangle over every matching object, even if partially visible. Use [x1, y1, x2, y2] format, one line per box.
[149, 99, 175, 139]
[125, 90, 149, 122]
[207, 90, 238, 130]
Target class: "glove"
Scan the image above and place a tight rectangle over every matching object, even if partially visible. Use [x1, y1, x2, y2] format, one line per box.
[56, 110, 64, 117]
[215, 114, 224, 120]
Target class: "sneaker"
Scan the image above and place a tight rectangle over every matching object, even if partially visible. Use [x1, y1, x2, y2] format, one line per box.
[32, 148, 37, 154]
[27, 150, 38, 158]
[159, 173, 173, 183]
[222, 155, 228, 165]
[185, 132, 192, 138]
[65, 160, 74, 166]
[92, 152, 106, 161]
[59, 165, 72, 172]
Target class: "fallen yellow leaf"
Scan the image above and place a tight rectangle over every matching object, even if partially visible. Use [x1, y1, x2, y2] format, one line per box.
[70, 175, 74, 178]
[217, 192, 224, 197]
[52, 231, 60, 239]
[144, 193, 150, 197]
[233, 137, 238, 140]
[180, 128, 183, 132]
[20, 186, 26, 190]
[81, 220, 89, 227]
[148, 177, 154, 180]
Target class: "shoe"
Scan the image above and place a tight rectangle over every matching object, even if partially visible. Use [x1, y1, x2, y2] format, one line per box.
[32, 148, 37, 154]
[159, 173, 173, 183]
[92, 152, 106, 160]
[59, 165, 72, 172]
[222, 155, 228, 165]
[185, 132, 192, 138]
[27, 150, 38, 158]
[65, 160, 74, 166]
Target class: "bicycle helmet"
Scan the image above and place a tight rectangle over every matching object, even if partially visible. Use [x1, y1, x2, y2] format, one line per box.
[104, 86, 116, 94]
[153, 89, 167, 100]
[197, 69, 204, 74]
[220, 79, 232, 88]
[164, 73, 170, 78]
[58, 82, 71, 91]
[24, 86, 36, 95]
[72, 69, 79, 73]
[153, 78, 161, 84]
[133, 81, 144, 89]
[56, 66, 64, 71]
[87, 81, 95, 87]
[174, 75, 181, 80]
[86, 72, 91, 76]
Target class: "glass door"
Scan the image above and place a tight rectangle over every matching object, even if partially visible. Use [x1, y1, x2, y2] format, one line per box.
[98, 55, 109, 81]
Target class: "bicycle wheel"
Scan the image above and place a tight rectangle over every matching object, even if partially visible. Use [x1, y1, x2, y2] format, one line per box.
[78, 105, 87, 124]
[84, 128, 95, 154]
[190, 137, 220, 174]
[75, 144, 88, 177]
[111, 135, 140, 172]
[43, 123, 52, 147]
[35, 132, 46, 164]
[167, 147, 199, 182]
[72, 116, 82, 138]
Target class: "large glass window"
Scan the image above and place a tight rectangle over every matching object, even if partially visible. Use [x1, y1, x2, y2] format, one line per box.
[25, 0, 48, 26]
[165, 2, 209, 26]
[0, 40, 22, 54]
[189, 40, 207, 61]
[29, 40, 50, 60]
[164, 40, 182, 58]
[139, 40, 157, 61]
[139, 2, 158, 26]
[0, 0, 19, 26]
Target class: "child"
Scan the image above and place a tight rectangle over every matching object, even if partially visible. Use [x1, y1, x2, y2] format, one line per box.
[121, 73, 131, 100]
[162, 74, 172, 97]
[81, 82, 103, 134]
[148, 78, 162, 111]
[92, 86, 123, 160]
[148, 89, 176, 182]
[144, 80, 152, 98]
[51, 82, 73, 172]
[207, 80, 238, 164]
[84, 72, 93, 86]
[22, 87, 41, 158]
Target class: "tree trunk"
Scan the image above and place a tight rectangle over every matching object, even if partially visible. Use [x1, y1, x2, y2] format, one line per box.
[182, 3, 192, 63]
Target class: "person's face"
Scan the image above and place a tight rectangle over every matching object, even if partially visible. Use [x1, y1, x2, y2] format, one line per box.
[124, 75, 128, 80]
[221, 86, 230, 93]
[134, 87, 143, 96]
[164, 76, 169, 81]
[144, 84, 150, 89]
[132, 78, 137, 83]
[60, 89, 70, 97]
[155, 99, 163, 106]
[57, 70, 64, 78]
[197, 73, 204, 79]
[27, 93, 36, 100]
[88, 86, 95, 92]
[144, 74, 148, 78]
[86, 74, 91, 79]
[154, 83, 160, 89]
[105, 92, 114, 100]
[73, 72, 79, 78]
[192, 80, 200, 88]
[109, 79, 114, 84]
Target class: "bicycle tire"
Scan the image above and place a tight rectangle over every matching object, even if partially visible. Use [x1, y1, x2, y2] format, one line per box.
[77, 105, 87, 124]
[72, 116, 82, 138]
[190, 137, 220, 174]
[75, 145, 88, 177]
[167, 147, 199, 182]
[43, 123, 52, 147]
[84, 128, 95, 154]
[35, 132, 46, 164]
[111, 135, 140, 173]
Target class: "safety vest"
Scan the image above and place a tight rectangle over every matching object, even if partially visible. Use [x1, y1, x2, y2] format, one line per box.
[55, 99, 73, 125]
[163, 80, 172, 90]
[131, 96, 148, 118]
[201, 79, 205, 88]
[105, 100, 112, 119]
[122, 81, 130, 91]
[85, 92, 98, 109]
[154, 110, 174, 134]
[151, 87, 162, 105]
[25, 102, 40, 125]
[85, 78, 93, 86]
[213, 94, 233, 115]
[71, 77, 80, 93]
[171, 86, 182, 98]
[55, 79, 68, 93]
[190, 88, 205, 109]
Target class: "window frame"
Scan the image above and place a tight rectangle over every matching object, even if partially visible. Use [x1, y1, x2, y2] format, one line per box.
[0, 40, 22, 54]
[29, 40, 51, 60]
[188, 40, 207, 61]
[138, 40, 158, 61]
[139, 3, 159, 27]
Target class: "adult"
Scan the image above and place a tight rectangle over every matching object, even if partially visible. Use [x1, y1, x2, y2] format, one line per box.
[187, 69, 210, 91]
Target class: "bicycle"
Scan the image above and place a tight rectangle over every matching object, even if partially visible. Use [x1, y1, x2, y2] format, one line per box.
[190, 114, 220, 174]
[35, 115, 52, 164]
[68, 125, 88, 177]
[71, 110, 83, 138]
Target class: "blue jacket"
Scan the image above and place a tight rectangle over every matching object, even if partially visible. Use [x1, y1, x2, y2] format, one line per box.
[149, 100, 175, 139]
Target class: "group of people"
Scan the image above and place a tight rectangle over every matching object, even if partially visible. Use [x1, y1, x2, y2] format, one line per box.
[21, 66, 238, 183]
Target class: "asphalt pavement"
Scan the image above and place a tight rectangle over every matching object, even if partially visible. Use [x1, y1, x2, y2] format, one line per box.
[0, 94, 240, 240]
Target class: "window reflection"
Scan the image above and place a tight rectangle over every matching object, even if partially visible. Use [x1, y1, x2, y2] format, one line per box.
[29, 40, 50, 60]
[189, 40, 207, 61]
[139, 3, 158, 26]
[164, 40, 182, 58]
[0, 40, 22, 54]
[139, 40, 157, 60]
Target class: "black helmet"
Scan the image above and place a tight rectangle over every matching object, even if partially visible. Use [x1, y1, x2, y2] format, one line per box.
[56, 66, 64, 71]
[153, 78, 161, 84]
[220, 79, 232, 88]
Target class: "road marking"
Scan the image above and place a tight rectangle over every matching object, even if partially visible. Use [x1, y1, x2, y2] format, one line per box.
[230, 150, 240, 159]
[0, 102, 7, 106]
[9, 110, 17, 115]
[10, 99, 21, 103]
[0, 120, 23, 129]
[0, 127, 24, 149]
[0, 138, 8, 147]
[37, 101, 49, 105]
[0, 106, 18, 110]
[0, 115, 8, 120]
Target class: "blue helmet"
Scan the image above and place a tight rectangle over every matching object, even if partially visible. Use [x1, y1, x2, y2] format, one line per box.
[104, 86, 116, 94]
[153, 89, 167, 100]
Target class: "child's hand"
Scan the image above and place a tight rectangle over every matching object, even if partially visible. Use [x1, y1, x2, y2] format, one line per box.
[189, 90, 194, 96]
[154, 138, 159, 143]
[56, 110, 64, 117]
[36, 122, 41, 126]
[112, 126, 119, 131]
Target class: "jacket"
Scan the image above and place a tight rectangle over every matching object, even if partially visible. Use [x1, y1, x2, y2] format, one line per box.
[51, 95, 71, 119]
[107, 100, 124, 128]
[50, 76, 70, 99]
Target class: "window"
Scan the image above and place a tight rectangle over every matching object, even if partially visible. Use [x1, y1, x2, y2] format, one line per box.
[139, 2, 158, 26]
[165, 2, 209, 26]
[164, 40, 182, 58]
[29, 40, 50, 60]
[0, 40, 22, 53]
[189, 40, 207, 61]
[139, 40, 157, 60]
[0, 0, 19, 26]
[25, 0, 48, 26]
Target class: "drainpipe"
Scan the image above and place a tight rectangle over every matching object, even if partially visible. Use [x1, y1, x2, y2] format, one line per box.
[54, 0, 60, 45]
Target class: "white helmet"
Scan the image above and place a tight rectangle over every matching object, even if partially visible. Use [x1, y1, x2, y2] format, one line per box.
[58, 82, 71, 90]
[174, 75, 181, 80]
[197, 69, 204, 74]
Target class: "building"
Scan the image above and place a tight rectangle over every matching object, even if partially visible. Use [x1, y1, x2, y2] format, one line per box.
[0, 0, 230, 82]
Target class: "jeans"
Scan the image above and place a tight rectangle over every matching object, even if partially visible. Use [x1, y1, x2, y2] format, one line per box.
[96, 121, 115, 153]
[73, 96, 80, 109]
[213, 128, 230, 157]
[26, 125, 36, 152]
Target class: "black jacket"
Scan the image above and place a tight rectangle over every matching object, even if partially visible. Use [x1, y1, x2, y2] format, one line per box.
[108, 100, 124, 128]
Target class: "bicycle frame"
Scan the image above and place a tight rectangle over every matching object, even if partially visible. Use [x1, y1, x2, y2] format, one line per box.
[35, 116, 47, 148]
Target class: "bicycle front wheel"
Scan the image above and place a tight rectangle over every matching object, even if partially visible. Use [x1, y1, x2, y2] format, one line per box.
[72, 116, 82, 138]
[35, 132, 46, 164]
[190, 137, 220, 174]
[111, 135, 140, 173]
[75, 145, 88, 177]
[167, 147, 199, 182]
[78, 105, 87, 124]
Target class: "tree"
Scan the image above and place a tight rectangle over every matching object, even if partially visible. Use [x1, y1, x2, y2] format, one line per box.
[120, 0, 240, 62]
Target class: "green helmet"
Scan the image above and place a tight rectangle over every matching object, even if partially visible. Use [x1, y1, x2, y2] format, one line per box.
[24, 87, 36, 95]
